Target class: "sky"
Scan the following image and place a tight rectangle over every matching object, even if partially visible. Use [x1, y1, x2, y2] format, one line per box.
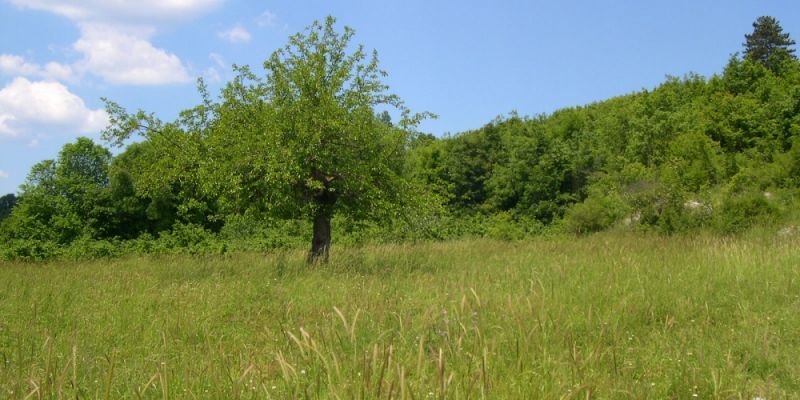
[0, 0, 799, 194]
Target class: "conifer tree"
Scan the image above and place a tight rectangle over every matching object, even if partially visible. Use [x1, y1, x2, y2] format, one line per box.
[743, 16, 796, 71]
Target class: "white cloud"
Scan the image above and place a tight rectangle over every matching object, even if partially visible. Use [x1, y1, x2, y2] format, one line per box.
[219, 25, 251, 43]
[73, 23, 191, 85]
[43, 62, 74, 81]
[2, 36, 189, 86]
[0, 77, 108, 138]
[0, 170, 8, 179]
[0, 55, 39, 76]
[0, 54, 75, 81]
[8, 0, 223, 21]
[7, 0, 214, 86]
[256, 10, 277, 28]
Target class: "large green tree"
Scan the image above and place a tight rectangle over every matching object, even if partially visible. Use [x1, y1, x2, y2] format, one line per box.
[104, 17, 431, 262]
[743, 16, 796, 71]
[3, 138, 113, 243]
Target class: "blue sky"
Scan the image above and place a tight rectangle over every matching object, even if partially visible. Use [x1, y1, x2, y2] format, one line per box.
[0, 0, 799, 194]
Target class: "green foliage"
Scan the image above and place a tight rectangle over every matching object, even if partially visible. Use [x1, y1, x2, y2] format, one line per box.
[219, 214, 309, 250]
[713, 191, 781, 234]
[668, 131, 724, 192]
[106, 143, 167, 237]
[484, 211, 526, 240]
[486, 117, 577, 221]
[563, 194, 626, 235]
[0, 239, 60, 261]
[60, 236, 122, 260]
[3, 138, 112, 244]
[154, 222, 223, 255]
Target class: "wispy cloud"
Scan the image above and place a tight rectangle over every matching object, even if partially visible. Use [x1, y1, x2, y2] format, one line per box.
[8, 0, 224, 22]
[209, 53, 226, 69]
[0, 170, 8, 179]
[202, 52, 228, 83]
[256, 10, 277, 28]
[218, 25, 251, 43]
[0, 54, 75, 82]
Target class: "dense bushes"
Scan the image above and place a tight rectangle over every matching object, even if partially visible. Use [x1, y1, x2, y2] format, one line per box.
[713, 191, 781, 234]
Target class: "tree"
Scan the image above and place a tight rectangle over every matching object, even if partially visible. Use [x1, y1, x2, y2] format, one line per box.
[4, 138, 113, 243]
[0, 193, 16, 221]
[103, 16, 432, 262]
[743, 16, 796, 71]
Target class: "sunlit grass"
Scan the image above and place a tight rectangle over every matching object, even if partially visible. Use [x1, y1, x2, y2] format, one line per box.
[1, 233, 799, 398]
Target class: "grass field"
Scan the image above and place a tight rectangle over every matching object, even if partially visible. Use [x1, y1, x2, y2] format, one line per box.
[1, 233, 799, 399]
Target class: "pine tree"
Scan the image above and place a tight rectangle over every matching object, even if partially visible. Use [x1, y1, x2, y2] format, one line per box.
[743, 16, 796, 71]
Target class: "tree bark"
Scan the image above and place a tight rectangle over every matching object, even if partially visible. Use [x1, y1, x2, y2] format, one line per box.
[308, 206, 333, 263]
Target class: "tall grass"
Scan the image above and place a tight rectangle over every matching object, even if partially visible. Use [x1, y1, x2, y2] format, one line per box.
[1, 233, 799, 398]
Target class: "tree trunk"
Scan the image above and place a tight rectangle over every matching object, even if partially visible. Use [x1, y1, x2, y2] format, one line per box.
[308, 207, 332, 263]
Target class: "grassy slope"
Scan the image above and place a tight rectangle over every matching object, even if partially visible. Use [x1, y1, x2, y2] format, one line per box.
[1, 234, 799, 399]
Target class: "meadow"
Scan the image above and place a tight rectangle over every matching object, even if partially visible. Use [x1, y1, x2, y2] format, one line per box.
[1, 233, 799, 399]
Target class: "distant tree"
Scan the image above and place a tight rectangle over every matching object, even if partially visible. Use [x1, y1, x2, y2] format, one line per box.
[743, 16, 796, 71]
[3, 138, 113, 243]
[378, 110, 393, 127]
[103, 16, 432, 262]
[0, 193, 16, 221]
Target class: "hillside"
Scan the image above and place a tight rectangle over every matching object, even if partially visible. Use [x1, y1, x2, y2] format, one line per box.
[410, 56, 800, 236]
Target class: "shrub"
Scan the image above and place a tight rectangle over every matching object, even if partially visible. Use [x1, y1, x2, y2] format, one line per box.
[564, 195, 625, 235]
[62, 236, 121, 260]
[485, 211, 525, 241]
[713, 191, 780, 234]
[0, 239, 60, 261]
[155, 222, 219, 254]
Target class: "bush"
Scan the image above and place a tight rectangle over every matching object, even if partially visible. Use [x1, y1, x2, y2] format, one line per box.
[713, 192, 780, 234]
[155, 222, 222, 254]
[62, 236, 121, 260]
[0, 239, 60, 261]
[649, 195, 715, 234]
[220, 216, 309, 252]
[219, 213, 269, 240]
[564, 195, 625, 235]
[485, 211, 526, 241]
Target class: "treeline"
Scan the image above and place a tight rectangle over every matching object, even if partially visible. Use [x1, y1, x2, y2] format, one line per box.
[1, 16, 799, 260]
[411, 55, 800, 236]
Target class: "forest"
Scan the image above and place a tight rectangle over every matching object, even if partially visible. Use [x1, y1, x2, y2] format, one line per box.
[1, 16, 799, 261]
